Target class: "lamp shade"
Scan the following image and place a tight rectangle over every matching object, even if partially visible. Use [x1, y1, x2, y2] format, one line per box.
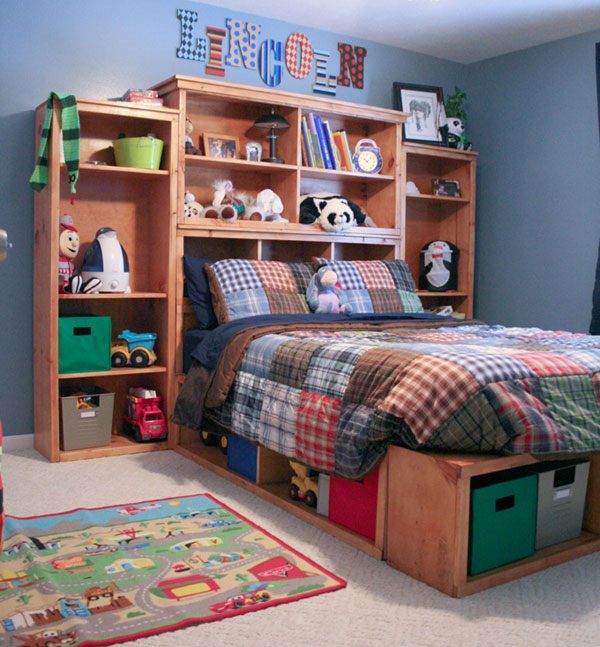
[254, 109, 290, 130]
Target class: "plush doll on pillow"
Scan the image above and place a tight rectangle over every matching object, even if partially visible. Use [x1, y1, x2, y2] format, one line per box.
[307, 266, 352, 314]
[299, 192, 375, 232]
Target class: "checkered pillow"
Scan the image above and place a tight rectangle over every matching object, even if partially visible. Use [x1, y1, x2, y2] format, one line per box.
[312, 258, 424, 314]
[206, 259, 314, 323]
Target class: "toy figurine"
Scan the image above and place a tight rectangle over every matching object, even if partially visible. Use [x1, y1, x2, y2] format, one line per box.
[58, 215, 80, 293]
[184, 191, 203, 220]
[58, 215, 102, 294]
[307, 266, 351, 314]
[202, 179, 245, 222]
[81, 227, 130, 293]
[184, 118, 199, 155]
[256, 189, 287, 223]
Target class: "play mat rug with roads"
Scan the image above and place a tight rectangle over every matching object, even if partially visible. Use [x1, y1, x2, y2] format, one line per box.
[0, 493, 345, 646]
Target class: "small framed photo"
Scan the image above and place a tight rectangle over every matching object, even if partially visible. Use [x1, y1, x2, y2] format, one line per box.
[203, 133, 239, 159]
[432, 178, 461, 197]
[393, 82, 447, 146]
[245, 141, 263, 162]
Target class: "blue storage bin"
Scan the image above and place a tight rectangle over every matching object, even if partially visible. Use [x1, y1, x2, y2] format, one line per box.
[227, 434, 258, 482]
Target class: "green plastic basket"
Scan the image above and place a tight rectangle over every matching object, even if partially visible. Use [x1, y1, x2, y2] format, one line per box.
[113, 136, 164, 170]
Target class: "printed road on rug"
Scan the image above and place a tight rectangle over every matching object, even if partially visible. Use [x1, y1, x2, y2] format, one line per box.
[0, 494, 345, 646]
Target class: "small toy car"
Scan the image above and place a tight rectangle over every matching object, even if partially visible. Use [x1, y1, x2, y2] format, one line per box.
[111, 330, 157, 368]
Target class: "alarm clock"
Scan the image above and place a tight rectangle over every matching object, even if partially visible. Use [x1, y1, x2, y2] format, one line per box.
[352, 138, 383, 174]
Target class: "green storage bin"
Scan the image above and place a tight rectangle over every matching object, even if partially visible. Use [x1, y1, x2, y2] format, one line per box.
[469, 470, 538, 576]
[58, 316, 112, 374]
[113, 136, 164, 170]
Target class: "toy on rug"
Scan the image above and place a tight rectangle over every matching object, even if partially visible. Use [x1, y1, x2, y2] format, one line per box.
[299, 192, 374, 232]
[81, 227, 130, 293]
[183, 190, 204, 220]
[202, 179, 246, 222]
[58, 215, 102, 294]
[184, 118, 200, 155]
[307, 266, 352, 314]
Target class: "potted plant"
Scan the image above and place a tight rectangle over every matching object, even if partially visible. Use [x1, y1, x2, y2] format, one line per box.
[443, 87, 472, 150]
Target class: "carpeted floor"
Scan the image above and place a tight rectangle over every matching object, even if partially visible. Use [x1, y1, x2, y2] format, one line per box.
[5, 448, 600, 647]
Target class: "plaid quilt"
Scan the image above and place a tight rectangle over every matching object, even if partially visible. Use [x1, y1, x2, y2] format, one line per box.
[216, 324, 600, 478]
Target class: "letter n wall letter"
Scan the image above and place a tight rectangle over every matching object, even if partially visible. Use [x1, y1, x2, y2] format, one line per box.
[225, 18, 261, 70]
[337, 43, 367, 89]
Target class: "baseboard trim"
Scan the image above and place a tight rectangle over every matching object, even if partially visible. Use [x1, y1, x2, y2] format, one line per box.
[3, 434, 34, 451]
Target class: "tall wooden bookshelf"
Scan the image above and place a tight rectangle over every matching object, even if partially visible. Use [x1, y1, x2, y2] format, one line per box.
[33, 98, 178, 461]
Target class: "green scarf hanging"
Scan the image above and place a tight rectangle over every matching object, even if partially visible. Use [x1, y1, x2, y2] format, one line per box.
[30, 92, 80, 204]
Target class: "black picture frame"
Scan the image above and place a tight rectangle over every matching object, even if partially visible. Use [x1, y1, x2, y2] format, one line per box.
[393, 82, 447, 146]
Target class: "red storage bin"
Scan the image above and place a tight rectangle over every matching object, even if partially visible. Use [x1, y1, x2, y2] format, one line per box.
[328, 469, 379, 540]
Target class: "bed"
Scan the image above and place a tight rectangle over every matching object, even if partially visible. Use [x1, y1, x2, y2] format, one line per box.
[176, 256, 600, 479]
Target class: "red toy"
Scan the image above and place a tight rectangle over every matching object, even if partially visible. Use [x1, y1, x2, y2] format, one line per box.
[123, 388, 167, 442]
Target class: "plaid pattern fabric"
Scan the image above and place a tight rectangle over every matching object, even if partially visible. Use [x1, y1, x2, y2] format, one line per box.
[313, 258, 423, 313]
[257, 380, 300, 455]
[219, 323, 600, 478]
[208, 259, 313, 322]
[296, 392, 340, 471]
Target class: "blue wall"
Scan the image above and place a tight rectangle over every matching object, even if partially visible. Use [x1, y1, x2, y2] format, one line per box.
[0, 0, 465, 436]
[467, 30, 600, 332]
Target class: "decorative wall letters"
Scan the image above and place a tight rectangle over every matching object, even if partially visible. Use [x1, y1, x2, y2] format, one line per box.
[176, 9, 367, 96]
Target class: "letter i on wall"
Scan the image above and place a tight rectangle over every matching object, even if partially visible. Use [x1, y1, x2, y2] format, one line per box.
[312, 50, 337, 96]
[176, 9, 207, 61]
[206, 26, 227, 76]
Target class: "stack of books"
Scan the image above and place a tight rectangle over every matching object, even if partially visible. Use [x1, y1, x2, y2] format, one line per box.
[301, 113, 354, 172]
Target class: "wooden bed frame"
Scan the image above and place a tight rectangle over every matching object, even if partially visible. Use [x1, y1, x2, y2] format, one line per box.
[34, 76, 600, 597]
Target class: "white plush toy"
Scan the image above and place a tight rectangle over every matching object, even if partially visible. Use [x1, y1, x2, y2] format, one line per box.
[256, 189, 288, 223]
[183, 191, 203, 220]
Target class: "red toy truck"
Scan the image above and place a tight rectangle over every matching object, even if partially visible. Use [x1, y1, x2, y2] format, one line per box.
[123, 388, 167, 442]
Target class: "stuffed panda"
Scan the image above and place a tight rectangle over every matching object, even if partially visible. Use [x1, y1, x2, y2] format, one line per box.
[444, 118, 473, 151]
[299, 192, 374, 233]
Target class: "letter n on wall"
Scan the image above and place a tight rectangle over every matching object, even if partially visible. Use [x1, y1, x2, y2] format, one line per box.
[337, 43, 367, 89]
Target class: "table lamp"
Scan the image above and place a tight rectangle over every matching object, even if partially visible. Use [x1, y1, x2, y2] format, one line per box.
[254, 109, 290, 163]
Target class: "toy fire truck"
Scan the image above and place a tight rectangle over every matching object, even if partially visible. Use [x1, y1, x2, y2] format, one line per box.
[123, 387, 167, 442]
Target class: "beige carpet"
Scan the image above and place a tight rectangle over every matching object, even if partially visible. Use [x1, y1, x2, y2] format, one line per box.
[4, 448, 600, 647]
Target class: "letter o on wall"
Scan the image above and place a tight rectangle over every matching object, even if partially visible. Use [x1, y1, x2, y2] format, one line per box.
[285, 32, 314, 79]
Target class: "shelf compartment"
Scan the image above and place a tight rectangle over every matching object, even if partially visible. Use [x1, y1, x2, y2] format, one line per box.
[407, 194, 469, 204]
[59, 366, 167, 380]
[59, 292, 168, 300]
[174, 436, 384, 560]
[185, 155, 296, 174]
[75, 163, 169, 177]
[417, 291, 468, 298]
[59, 433, 168, 462]
[301, 167, 394, 183]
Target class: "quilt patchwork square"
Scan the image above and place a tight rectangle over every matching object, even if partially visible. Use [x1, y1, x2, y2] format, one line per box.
[296, 392, 340, 471]
[257, 380, 300, 456]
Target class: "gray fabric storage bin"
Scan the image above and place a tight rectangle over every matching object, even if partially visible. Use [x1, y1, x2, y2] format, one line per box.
[60, 386, 114, 450]
[532, 460, 590, 550]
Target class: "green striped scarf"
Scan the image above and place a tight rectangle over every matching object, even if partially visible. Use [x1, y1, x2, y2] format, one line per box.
[30, 92, 80, 204]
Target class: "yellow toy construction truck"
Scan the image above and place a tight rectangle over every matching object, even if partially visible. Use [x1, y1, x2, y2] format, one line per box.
[288, 461, 318, 508]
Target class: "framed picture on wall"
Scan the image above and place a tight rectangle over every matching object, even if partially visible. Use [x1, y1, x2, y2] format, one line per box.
[393, 82, 447, 146]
